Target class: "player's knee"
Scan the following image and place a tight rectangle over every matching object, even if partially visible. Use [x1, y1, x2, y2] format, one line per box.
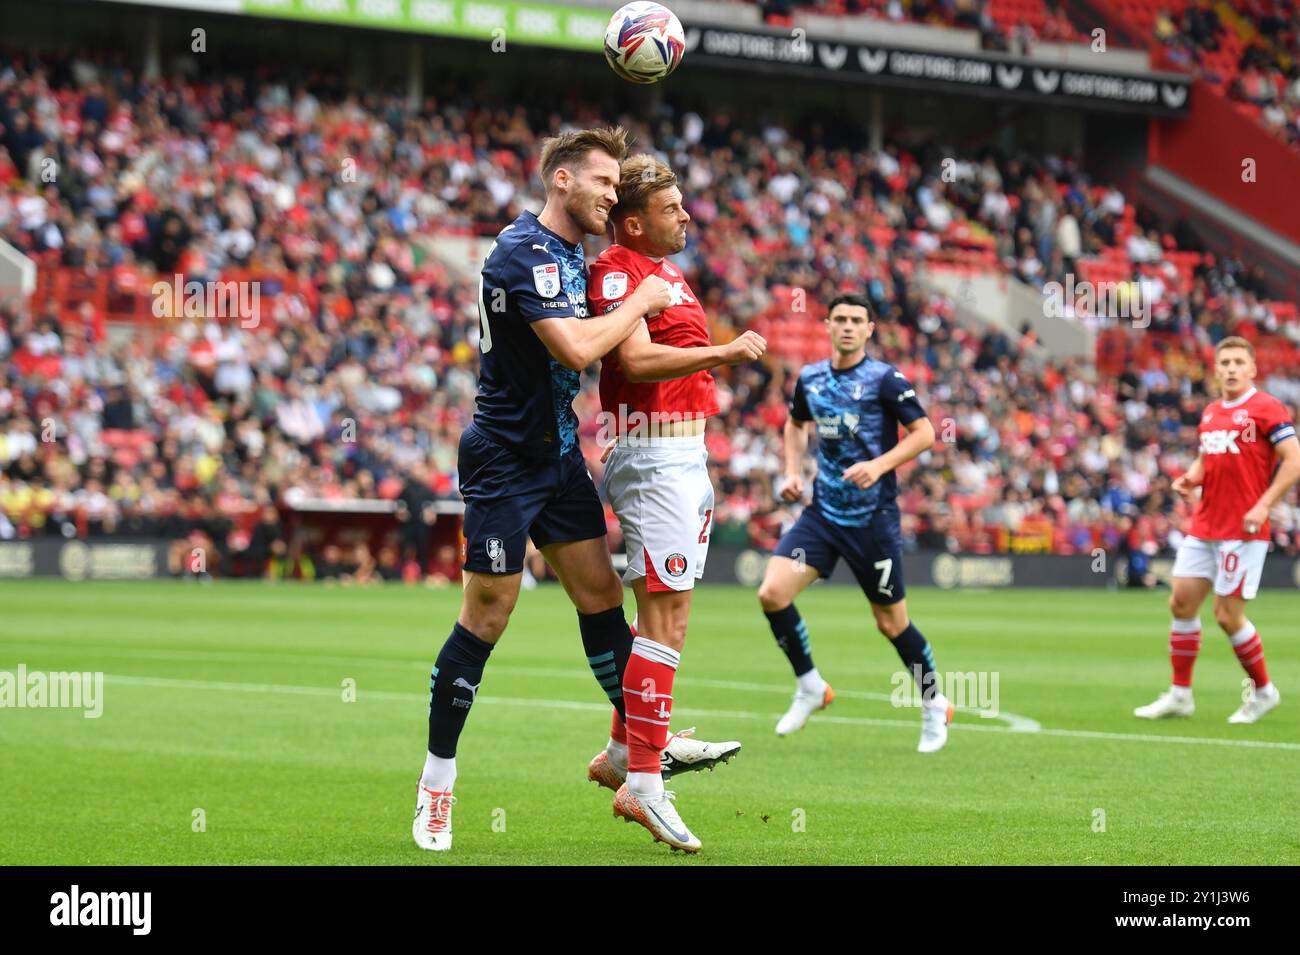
[874, 609, 907, 639]
[573, 570, 624, 616]
[462, 586, 516, 637]
[1169, 589, 1202, 620]
[1168, 593, 1185, 617]
[757, 579, 788, 613]
[1213, 604, 1242, 633]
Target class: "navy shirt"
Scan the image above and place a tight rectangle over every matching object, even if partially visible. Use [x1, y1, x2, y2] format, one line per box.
[474, 210, 590, 458]
[790, 356, 927, 526]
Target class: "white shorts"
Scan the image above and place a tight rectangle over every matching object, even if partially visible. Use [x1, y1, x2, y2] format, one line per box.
[602, 433, 713, 593]
[1171, 536, 1269, 600]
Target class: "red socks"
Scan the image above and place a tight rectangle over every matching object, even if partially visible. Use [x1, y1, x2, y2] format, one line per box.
[622, 636, 680, 774]
[1230, 621, 1270, 689]
[1169, 617, 1271, 691]
[1169, 617, 1201, 688]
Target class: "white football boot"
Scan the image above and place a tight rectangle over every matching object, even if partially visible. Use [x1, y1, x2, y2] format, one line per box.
[1228, 683, 1280, 724]
[775, 684, 835, 736]
[1134, 688, 1195, 720]
[412, 784, 455, 851]
[613, 784, 701, 853]
[589, 728, 741, 791]
[661, 727, 742, 778]
[918, 696, 954, 753]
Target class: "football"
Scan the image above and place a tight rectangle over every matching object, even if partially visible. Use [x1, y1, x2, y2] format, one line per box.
[603, 2, 686, 84]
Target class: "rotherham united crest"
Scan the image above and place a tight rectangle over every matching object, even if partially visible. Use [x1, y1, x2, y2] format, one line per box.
[664, 553, 687, 577]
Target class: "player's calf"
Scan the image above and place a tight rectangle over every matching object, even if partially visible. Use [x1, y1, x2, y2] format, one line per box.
[413, 623, 492, 850]
[881, 615, 953, 752]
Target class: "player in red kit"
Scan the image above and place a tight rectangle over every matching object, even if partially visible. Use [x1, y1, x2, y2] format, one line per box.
[1136, 336, 1300, 724]
[585, 154, 766, 852]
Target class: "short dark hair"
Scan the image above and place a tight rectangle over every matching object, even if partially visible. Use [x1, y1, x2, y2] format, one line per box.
[826, 293, 873, 319]
[538, 126, 630, 193]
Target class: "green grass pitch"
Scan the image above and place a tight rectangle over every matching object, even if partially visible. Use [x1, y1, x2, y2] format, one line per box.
[2, 580, 1297, 865]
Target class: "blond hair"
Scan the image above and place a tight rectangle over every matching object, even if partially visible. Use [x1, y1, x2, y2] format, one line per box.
[611, 154, 678, 224]
[538, 126, 629, 193]
[1215, 336, 1255, 358]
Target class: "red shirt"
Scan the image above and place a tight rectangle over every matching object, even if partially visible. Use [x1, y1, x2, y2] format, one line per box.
[1190, 387, 1296, 541]
[588, 245, 719, 429]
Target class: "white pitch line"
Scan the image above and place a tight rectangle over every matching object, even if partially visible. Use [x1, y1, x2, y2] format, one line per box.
[97, 674, 1300, 752]
[17, 643, 1035, 731]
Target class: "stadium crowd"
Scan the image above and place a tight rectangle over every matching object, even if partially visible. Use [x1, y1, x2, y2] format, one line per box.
[751, 0, 1078, 50]
[2, 47, 1298, 580]
[1155, 0, 1300, 150]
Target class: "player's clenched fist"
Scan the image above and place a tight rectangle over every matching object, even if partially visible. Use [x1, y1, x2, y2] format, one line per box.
[722, 330, 766, 365]
[780, 473, 804, 502]
[631, 274, 673, 316]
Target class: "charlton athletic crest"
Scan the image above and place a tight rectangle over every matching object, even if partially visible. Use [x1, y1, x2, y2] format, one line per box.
[664, 553, 687, 577]
[486, 537, 504, 561]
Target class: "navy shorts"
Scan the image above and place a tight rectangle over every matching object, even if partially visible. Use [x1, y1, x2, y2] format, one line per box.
[458, 425, 607, 575]
[773, 505, 905, 605]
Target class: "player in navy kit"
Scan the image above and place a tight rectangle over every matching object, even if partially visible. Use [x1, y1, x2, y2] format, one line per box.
[756, 294, 954, 752]
[412, 127, 736, 851]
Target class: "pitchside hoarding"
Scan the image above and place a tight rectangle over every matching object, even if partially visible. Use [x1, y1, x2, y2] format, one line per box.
[89, 0, 1190, 114]
[7, 537, 1298, 588]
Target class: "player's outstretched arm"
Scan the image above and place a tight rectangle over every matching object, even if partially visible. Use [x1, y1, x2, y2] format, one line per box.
[842, 417, 936, 489]
[1243, 435, 1300, 533]
[619, 324, 766, 383]
[533, 276, 673, 371]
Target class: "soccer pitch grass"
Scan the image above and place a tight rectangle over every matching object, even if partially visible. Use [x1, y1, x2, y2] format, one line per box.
[2, 580, 1297, 866]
